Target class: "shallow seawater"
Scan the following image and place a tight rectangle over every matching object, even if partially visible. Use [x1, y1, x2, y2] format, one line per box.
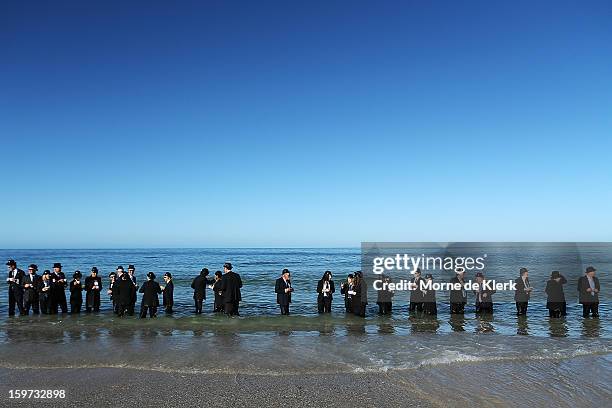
[0, 246, 610, 379]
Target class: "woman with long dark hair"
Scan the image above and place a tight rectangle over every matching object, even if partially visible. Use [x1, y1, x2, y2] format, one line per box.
[316, 270, 335, 313]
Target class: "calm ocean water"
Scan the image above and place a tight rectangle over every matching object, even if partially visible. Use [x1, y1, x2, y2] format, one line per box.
[0, 245, 610, 400]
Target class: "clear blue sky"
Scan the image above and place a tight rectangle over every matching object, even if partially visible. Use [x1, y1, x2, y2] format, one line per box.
[1, 1, 611, 248]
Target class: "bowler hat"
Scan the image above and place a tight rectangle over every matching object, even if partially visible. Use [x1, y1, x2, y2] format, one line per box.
[28, 264, 38, 271]
[224, 262, 232, 270]
[551, 271, 561, 279]
[53, 263, 62, 268]
[6, 259, 16, 266]
[147, 272, 156, 280]
[586, 266, 596, 273]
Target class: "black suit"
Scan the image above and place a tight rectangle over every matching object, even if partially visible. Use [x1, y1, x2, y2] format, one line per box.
[352, 278, 368, 317]
[275, 277, 292, 315]
[578, 276, 600, 317]
[162, 280, 174, 313]
[85, 276, 102, 312]
[38, 279, 52, 314]
[514, 277, 531, 315]
[449, 275, 467, 314]
[474, 282, 496, 314]
[50, 271, 68, 314]
[128, 274, 138, 315]
[220, 271, 242, 316]
[69, 279, 83, 314]
[23, 273, 41, 315]
[340, 282, 354, 313]
[409, 277, 424, 313]
[316, 279, 335, 313]
[114, 278, 133, 317]
[212, 280, 223, 312]
[191, 274, 213, 314]
[6, 268, 25, 316]
[545, 275, 567, 318]
[139, 280, 162, 318]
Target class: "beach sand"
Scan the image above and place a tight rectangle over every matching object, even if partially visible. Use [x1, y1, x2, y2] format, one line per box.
[1, 355, 609, 407]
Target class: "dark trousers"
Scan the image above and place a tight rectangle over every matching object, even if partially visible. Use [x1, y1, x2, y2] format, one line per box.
[194, 298, 203, 314]
[24, 295, 39, 315]
[39, 295, 50, 314]
[128, 300, 136, 316]
[8, 289, 25, 316]
[476, 302, 493, 314]
[423, 302, 437, 315]
[516, 302, 528, 315]
[50, 292, 67, 314]
[279, 303, 290, 315]
[353, 302, 366, 317]
[450, 302, 465, 314]
[116, 303, 128, 317]
[164, 304, 173, 314]
[318, 297, 332, 313]
[582, 303, 599, 317]
[224, 302, 240, 316]
[344, 298, 353, 313]
[70, 301, 82, 314]
[409, 302, 423, 313]
[377, 302, 392, 315]
[140, 305, 157, 318]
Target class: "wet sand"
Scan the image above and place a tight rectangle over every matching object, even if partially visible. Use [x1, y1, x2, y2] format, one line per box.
[1, 354, 610, 407]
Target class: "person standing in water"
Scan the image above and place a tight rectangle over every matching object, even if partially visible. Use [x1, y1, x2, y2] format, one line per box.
[376, 275, 394, 315]
[191, 268, 212, 314]
[85, 267, 102, 313]
[127, 265, 138, 316]
[449, 270, 468, 314]
[422, 273, 437, 316]
[6, 259, 25, 316]
[161, 272, 174, 314]
[340, 274, 355, 313]
[409, 268, 425, 314]
[514, 267, 532, 316]
[212, 271, 224, 312]
[316, 270, 335, 313]
[69, 271, 83, 314]
[139, 272, 162, 318]
[545, 271, 567, 318]
[578, 266, 600, 318]
[352, 271, 367, 317]
[38, 270, 52, 314]
[474, 272, 495, 314]
[220, 263, 242, 316]
[114, 273, 133, 317]
[107, 272, 117, 313]
[23, 264, 41, 315]
[50, 263, 68, 314]
[275, 268, 293, 315]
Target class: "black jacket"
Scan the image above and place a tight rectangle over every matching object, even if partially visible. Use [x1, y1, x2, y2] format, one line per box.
[163, 280, 174, 306]
[139, 280, 162, 307]
[545, 275, 567, 304]
[514, 277, 531, 302]
[316, 279, 335, 301]
[275, 277, 292, 305]
[115, 278, 134, 305]
[69, 279, 83, 303]
[191, 275, 211, 300]
[577, 276, 600, 304]
[449, 275, 467, 303]
[410, 277, 425, 302]
[23, 273, 40, 302]
[7, 268, 25, 291]
[220, 271, 242, 304]
[50, 272, 67, 294]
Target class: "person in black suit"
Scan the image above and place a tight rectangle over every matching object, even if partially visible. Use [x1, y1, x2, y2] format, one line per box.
[127, 265, 138, 316]
[139, 272, 162, 318]
[409, 268, 425, 314]
[376, 275, 394, 315]
[50, 263, 68, 314]
[212, 271, 224, 312]
[38, 270, 52, 314]
[316, 270, 335, 313]
[545, 270, 567, 318]
[85, 267, 102, 312]
[6, 259, 25, 316]
[114, 273, 133, 317]
[69, 271, 83, 314]
[162, 272, 174, 314]
[578, 266, 600, 318]
[275, 268, 293, 315]
[191, 268, 213, 314]
[422, 274, 437, 316]
[220, 262, 242, 316]
[449, 270, 467, 314]
[340, 274, 355, 313]
[352, 271, 368, 317]
[107, 272, 117, 313]
[474, 272, 495, 314]
[23, 264, 41, 315]
[514, 267, 532, 316]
